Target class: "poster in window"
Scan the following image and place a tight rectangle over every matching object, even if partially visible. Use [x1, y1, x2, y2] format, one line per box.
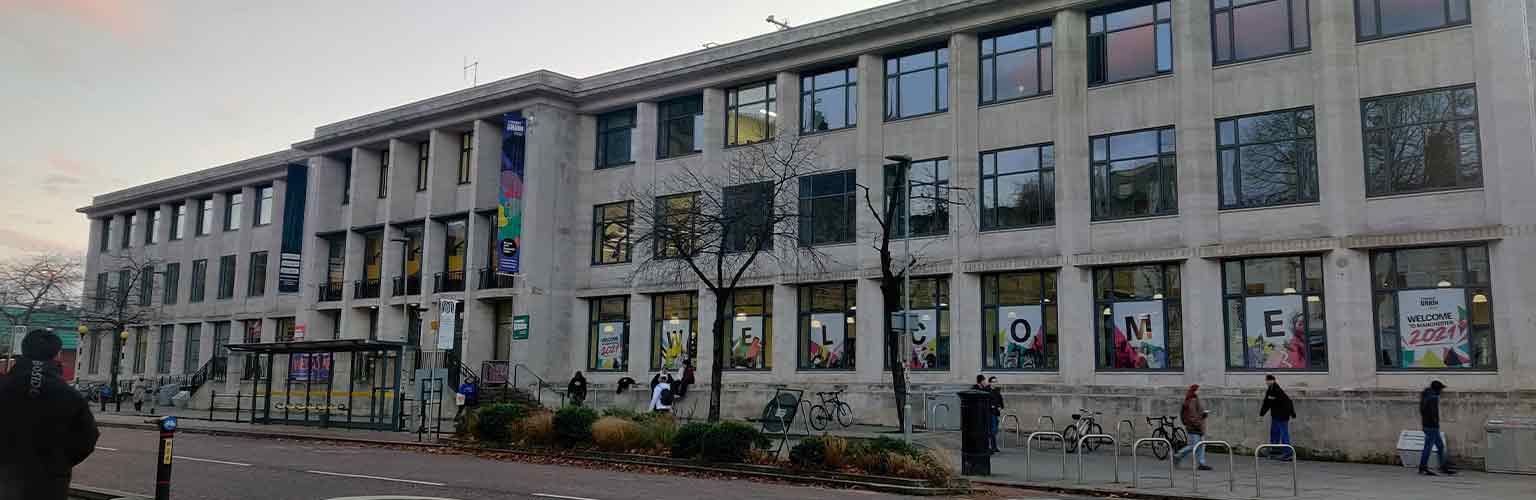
[1110, 300, 1166, 369]
[595, 322, 625, 370]
[902, 309, 939, 369]
[1242, 295, 1306, 369]
[288, 353, 331, 382]
[730, 315, 765, 369]
[806, 313, 847, 368]
[1397, 288, 1471, 368]
[658, 319, 690, 370]
[995, 305, 1045, 369]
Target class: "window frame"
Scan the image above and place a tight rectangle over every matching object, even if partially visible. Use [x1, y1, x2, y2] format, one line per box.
[99, 218, 112, 252]
[1360, 84, 1482, 197]
[254, 184, 274, 226]
[146, 208, 160, 245]
[592, 201, 633, 265]
[725, 287, 774, 371]
[133, 328, 148, 374]
[1369, 244, 1497, 371]
[223, 191, 242, 231]
[189, 259, 208, 303]
[378, 148, 391, 198]
[216, 254, 237, 300]
[725, 80, 778, 147]
[170, 203, 186, 240]
[416, 141, 431, 192]
[654, 192, 700, 259]
[723, 181, 774, 253]
[1211, 0, 1311, 66]
[457, 131, 473, 185]
[979, 23, 1055, 105]
[797, 281, 858, 371]
[1216, 107, 1319, 209]
[800, 66, 858, 134]
[1090, 126, 1179, 221]
[650, 291, 698, 371]
[1220, 254, 1328, 371]
[183, 323, 202, 374]
[981, 143, 1057, 231]
[888, 276, 951, 372]
[596, 108, 637, 169]
[657, 95, 704, 160]
[1355, 0, 1472, 42]
[884, 46, 951, 121]
[884, 158, 952, 238]
[1092, 263, 1184, 372]
[587, 296, 630, 372]
[797, 170, 857, 247]
[1088, 0, 1174, 86]
[122, 213, 135, 248]
[248, 251, 268, 297]
[156, 325, 173, 374]
[138, 265, 153, 307]
[196, 197, 213, 236]
[162, 262, 180, 305]
[982, 270, 1059, 372]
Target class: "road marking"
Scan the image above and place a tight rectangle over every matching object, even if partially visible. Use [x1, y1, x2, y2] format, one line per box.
[304, 470, 446, 486]
[174, 456, 251, 467]
[532, 494, 599, 500]
[94, 446, 119, 451]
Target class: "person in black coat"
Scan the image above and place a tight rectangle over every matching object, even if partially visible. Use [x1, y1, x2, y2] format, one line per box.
[0, 330, 100, 500]
[1258, 375, 1296, 460]
[567, 371, 588, 406]
[987, 376, 1005, 453]
[1418, 380, 1455, 476]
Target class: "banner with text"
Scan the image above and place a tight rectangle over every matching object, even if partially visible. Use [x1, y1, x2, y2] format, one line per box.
[730, 315, 766, 369]
[807, 313, 847, 369]
[595, 322, 625, 370]
[1110, 300, 1166, 369]
[1242, 295, 1306, 369]
[1398, 288, 1471, 368]
[995, 305, 1044, 369]
[497, 113, 527, 275]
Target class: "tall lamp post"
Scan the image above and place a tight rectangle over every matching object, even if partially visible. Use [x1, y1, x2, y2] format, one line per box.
[96, 326, 129, 413]
[885, 154, 914, 442]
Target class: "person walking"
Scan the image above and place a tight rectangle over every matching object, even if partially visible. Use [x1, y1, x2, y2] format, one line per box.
[1418, 380, 1455, 476]
[567, 371, 588, 407]
[0, 330, 101, 500]
[649, 373, 674, 415]
[1259, 374, 1296, 460]
[132, 378, 146, 413]
[1173, 384, 1212, 471]
[987, 376, 1004, 453]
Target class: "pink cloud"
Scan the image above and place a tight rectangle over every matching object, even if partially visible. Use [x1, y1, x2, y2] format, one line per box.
[48, 155, 86, 175]
[0, 0, 148, 36]
[0, 227, 78, 255]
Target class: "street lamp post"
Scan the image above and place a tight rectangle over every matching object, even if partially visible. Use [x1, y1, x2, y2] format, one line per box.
[886, 154, 913, 443]
[106, 329, 129, 413]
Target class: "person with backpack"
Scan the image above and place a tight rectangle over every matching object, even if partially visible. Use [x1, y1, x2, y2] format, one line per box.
[0, 330, 100, 500]
[1173, 384, 1211, 471]
[1258, 374, 1296, 460]
[1418, 380, 1455, 476]
[649, 373, 674, 414]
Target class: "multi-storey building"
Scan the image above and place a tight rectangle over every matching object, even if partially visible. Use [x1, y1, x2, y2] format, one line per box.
[78, 0, 1535, 461]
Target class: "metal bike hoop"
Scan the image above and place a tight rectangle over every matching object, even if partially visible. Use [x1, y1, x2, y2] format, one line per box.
[1191, 440, 1236, 493]
[1117, 419, 1136, 447]
[1002, 414, 1023, 448]
[797, 399, 815, 435]
[929, 403, 952, 431]
[1075, 434, 1120, 484]
[1037, 415, 1056, 431]
[1132, 437, 1174, 489]
[1254, 444, 1299, 497]
[1026, 431, 1067, 481]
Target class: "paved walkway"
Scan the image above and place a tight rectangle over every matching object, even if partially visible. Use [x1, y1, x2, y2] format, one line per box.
[92, 408, 441, 445]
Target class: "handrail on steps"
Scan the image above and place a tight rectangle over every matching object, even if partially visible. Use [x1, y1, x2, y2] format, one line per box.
[510, 363, 549, 406]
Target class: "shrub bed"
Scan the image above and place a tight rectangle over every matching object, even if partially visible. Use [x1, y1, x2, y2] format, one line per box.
[554, 406, 598, 448]
[790, 436, 954, 481]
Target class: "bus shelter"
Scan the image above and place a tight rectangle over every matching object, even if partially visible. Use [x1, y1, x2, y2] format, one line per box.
[227, 339, 406, 430]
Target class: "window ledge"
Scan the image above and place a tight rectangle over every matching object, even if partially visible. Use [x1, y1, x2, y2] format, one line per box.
[980, 224, 1055, 235]
[1357, 23, 1472, 47]
[1089, 213, 1179, 225]
[802, 241, 858, 250]
[979, 92, 1054, 110]
[799, 126, 857, 138]
[1366, 186, 1484, 202]
[1088, 73, 1174, 92]
[595, 162, 636, 171]
[657, 152, 703, 162]
[883, 110, 949, 125]
[1212, 49, 1310, 70]
[589, 261, 634, 268]
[1218, 201, 1320, 214]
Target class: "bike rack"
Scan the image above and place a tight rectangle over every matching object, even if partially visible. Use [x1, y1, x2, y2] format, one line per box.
[1191, 440, 1236, 493]
[1001, 414, 1023, 448]
[1037, 415, 1055, 430]
[1025, 431, 1068, 481]
[1131, 437, 1174, 488]
[797, 398, 816, 435]
[1254, 444, 1298, 497]
[929, 403, 952, 431]
[1116, 419, 1136, 447]
[1075, 434, 1119, 484]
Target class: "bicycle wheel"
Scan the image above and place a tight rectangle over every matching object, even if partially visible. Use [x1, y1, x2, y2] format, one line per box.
[1151, 427, 1171, 460]
[835, 402, 853, 428]
[1063, 425, 1080, 453]
[1172, 427, 1189, 451]
[1085, 422, 1105, 451]
[809, 404, 830, 431]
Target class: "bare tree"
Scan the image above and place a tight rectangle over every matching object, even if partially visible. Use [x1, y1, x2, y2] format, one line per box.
[622, 132, 829, 421]
[0, 253, 83, 354]
[78, 254, 166, 335]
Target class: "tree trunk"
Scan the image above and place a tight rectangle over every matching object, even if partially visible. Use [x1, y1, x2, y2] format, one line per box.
[882, 279, 909, 430]
[707, 294, 728, 422]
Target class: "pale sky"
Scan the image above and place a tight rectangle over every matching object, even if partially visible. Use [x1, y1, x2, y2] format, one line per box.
[0, 0, 887, 260]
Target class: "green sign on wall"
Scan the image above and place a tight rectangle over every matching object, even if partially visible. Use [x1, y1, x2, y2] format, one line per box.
[512, 315, 530, 340]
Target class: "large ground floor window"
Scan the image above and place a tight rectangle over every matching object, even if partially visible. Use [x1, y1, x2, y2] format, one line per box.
[728, 287, 772, 370]
[799, 282, 856, 370]
[1223, 255, 1326, 370]
[890, 277, 950, 371]
[983, 271, 1058, 371]
[1372, 245, 1495, 369]
[1094, 263, 1183, 370]
[652, 292, 697, 371]
[588, 296, 629, 372]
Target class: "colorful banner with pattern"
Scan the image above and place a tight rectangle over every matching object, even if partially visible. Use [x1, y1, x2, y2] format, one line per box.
[1398, 288, 1471, 368]
[807, 313, 847, 369]
[1242, 295, 1306, 369]
[497, 113, 527, 275]
[996, 305, 1044, 369]
[1110, 300, 1166, 369]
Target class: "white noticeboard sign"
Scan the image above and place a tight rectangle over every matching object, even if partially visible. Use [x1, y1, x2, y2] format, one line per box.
[437, 300, 458, 350]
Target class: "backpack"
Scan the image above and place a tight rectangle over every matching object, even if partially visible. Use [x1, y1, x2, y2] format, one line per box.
[660, 387, 675, 406]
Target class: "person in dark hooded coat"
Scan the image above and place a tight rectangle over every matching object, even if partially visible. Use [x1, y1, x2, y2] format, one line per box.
[0, 329, 100, 500]
[1258, 374, 1296, 460]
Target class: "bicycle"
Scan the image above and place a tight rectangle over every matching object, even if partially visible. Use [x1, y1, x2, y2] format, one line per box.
[1146, 415, 1189, 460]
[808, 389, 853, 431]
[1062, 408, 1105, 453]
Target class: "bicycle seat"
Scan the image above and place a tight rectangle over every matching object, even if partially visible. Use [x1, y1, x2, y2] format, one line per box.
[1093, 411, 1104, 415]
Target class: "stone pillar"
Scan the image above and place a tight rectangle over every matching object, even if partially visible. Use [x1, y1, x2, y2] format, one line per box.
[349, 147, 382, 227]
[770, 284, 797, 378]
[1052, 8, 1094, 386]
[428, 129, 459, 214]
[775, 71, 801, 140]
[1171, 0, 1222, 384]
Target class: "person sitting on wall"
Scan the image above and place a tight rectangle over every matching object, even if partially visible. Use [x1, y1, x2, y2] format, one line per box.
[567, 371, 588, 406]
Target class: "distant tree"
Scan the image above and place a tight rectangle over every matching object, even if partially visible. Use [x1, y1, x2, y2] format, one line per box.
[77, 254, 165, 344]
[0, 253, 82, 355]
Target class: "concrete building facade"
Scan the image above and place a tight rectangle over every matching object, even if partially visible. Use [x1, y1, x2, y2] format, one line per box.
[78, 0, 1536, 463]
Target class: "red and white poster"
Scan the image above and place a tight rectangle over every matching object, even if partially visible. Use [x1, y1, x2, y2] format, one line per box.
[1398, 288, 1471, 368]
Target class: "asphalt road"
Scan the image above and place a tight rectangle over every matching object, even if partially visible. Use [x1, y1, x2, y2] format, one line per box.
[73, 427, 1089, 500]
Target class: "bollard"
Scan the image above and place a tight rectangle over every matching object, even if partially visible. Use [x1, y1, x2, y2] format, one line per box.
[1254, 444, 1299, 497]
[957, 389, 992, 475]
[153, 416, 178, 500]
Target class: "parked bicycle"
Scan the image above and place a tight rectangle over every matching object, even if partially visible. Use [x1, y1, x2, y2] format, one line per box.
[1062, 408, 1105, 453]
[808, 389, 854, 431]
[1146, 415, 1189, 460]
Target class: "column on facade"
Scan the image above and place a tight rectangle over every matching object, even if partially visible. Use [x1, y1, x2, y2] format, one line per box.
[947, 32, 982, 378]
[385, 139, 416, 220]
[460, 211, 495, 371]
[155, 201, 175, 252]
[472, 119, 502, 207]
[265, 177, 290, 303]
[131, 208, 149, 251]
[427, 129, 458, 215]
[768, 284, 797, 380]
[852, 52, 886, 384]
[232, 185, 258, 303]
[1051, 8, 1094, 386]
[349, 148, 383, 228]
[694, 288, 718, 381]
[628, 293, 653, 380]
[517, 102, 581, 381]
[1171, 0, 1223, 384]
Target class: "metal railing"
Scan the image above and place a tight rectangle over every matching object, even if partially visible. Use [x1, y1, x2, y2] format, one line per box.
[925, 395, 952, 431]
[510, 363, 547, 405]
[1254, 444, 1298, 497]
[318, 281, 344, 302]
[434, 271, 466, 293]
[477, 268, 515, 290]
[1132, 437, 1174, 488]
[1075, 434, 1119, 484]
[1001, 414, 1023, 448]
[1191, 440, 1236, 493]
[354, 279, 381, 299]
[1026, 431, 1068, 481]
[392, 275, 422, 296]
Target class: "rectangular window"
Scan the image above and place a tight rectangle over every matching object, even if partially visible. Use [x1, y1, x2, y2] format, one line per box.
[1371, 245, 1494, 369]
[217, 255, 236, 300]
[1363, 85, 1481, 196]
[139, 265, 153, 307]
[458, 131, 473, 184]
[122, 213, 135, 248]
[1094, 263, 1184, 370]
[162, 263, 179, 305]
[981, 144, 1055, 230]
[798, 282, 856, 370]
[156, 325, 173, 374]
[341, 163, 351, 205]
[1089, 1, 1173, 85]
[658, 95, 704, 159]
[170, 203, 186, 240]
[117, 269, 130, 304]
[88, 332, 100, 374]
[592, 201, 632, 265]
[723, 181, 773, 252]
[654, 192, 699, 259]
[893, 277, 950, 371]
[94, 273, 108, 310]
[363, 232, 383, 297]
[1091, 127, 1178, 220]
[276, 317, 297, 342]
[798, 170, 857, 246]
[133, 328, 148, 374]
[241, 319, 264, 380]
[378, 148, 390, 198]
[588, 296, 629, 371]
[727, 287, 773, 370]
[801, 67, 858, 133]
[884, 158, 951, 238]
[183, 324, 202, 374]
[983, 271, 1058, 370]
[444, 219, 467, 276]
[248, 251, 268, 297]
[1356, 0, 1471, 40]
[885, 47, 949, 119]
[190, 259, 208, 303]
[1213, 0, 1309, 64]
[212, 322, 231, 381]
[197, 197, 213, 236]
[1218, 108, 1318, 208]
[596, 109, 636, 168]
[146, 208, 160, 245]
[1222, 255, 1327, 370]
[255, 185, 274, 226]
[99, 218, 112, 252]
[726, 81, 777, 146]
[416, 141, 430, 191]
[980, 24, 1054, 104]
[224, 192, 242, 231]
[404, 226, 423, 285]
[651, 292, 697, 371]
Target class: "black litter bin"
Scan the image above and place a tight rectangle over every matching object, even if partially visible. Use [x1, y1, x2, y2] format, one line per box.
[958, 389, 992, 475]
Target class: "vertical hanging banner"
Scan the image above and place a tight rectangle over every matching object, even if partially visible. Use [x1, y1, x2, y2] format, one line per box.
[497, 112, 527, 275]
[278, 163, 308, 293]
[437, 300, 458, 351]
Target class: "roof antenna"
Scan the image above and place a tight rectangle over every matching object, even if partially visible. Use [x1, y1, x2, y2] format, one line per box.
[462, 56, 480, 87]
[702, 42, 720, 48]
[765, 15, 791, 31]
